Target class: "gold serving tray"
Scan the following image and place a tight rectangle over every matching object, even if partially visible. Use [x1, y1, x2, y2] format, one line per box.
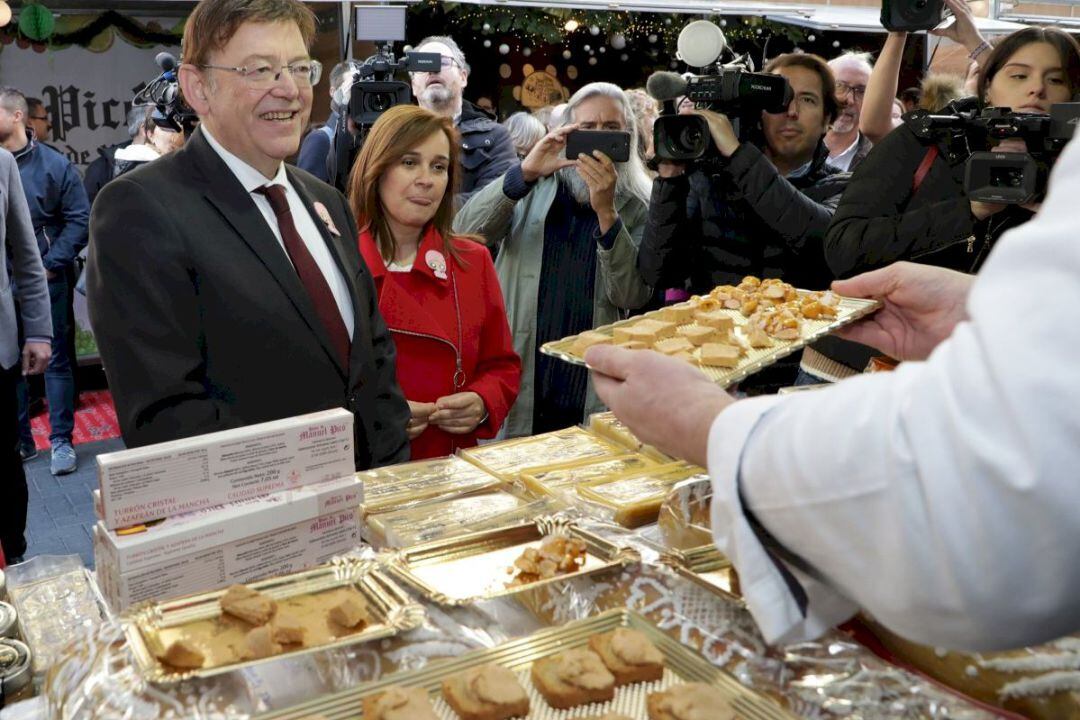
[661, 545, 743, 605]
[385, 516, 639, 606]
[123, 558, 425, 684]
[577, 464, 707, 528]
[258, 608, 796, 720]
[541, 293, 881, 388]
[518, 454, 662, 498]
[459, 427, 626, 481]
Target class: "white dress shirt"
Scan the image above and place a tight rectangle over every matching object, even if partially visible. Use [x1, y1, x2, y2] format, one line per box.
[202, 127, 354, 339]
[827, 133, 861, 172]
[708, 135, 1080, 652]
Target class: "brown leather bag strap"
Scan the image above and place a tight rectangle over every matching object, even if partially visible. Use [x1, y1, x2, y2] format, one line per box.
[912, 144, 939, 195]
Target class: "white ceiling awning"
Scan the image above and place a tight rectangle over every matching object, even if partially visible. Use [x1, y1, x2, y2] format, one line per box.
[356, 0, 816, 14]
[765, 6, 1030, 34]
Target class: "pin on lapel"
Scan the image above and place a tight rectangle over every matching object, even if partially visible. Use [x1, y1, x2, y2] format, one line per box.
[312, 201, 341, 237]
[425, 249, 448, 280]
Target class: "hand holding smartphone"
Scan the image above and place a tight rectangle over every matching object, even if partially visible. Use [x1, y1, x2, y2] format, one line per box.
[564, 130, 632, 163]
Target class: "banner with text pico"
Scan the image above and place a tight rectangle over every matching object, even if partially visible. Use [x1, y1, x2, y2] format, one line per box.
[0, 36, 179, 172]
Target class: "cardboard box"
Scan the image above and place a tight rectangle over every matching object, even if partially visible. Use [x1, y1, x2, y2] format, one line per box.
[93, 476, 362, 612]
[97, 409, 354, 530]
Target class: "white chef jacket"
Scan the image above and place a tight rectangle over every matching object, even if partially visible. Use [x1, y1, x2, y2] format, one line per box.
[708, 135, 1080, 653]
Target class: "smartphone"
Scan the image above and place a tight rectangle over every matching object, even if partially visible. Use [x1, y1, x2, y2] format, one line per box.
[565, 130, 632, 163]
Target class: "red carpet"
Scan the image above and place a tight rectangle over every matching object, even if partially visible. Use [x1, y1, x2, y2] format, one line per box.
[29, 390, 122, 450]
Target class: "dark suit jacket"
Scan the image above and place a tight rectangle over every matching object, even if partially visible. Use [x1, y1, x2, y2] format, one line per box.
[86, 127, 410, 469]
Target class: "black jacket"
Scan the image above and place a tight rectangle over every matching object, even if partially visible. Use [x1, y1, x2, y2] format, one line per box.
[816, 121, 1032, 373]
[637, 140, 849, 294]
[87, 128, 411, 469]
[825, 122, 1032, 279]
[84, 142, 128, 207]
[457, 100, 517, 205]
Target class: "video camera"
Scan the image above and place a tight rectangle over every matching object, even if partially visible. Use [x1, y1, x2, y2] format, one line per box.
[326, 47, 440, 192]
[646, 21, 792, 162]
[880, 0, 947, 33]
[906, 99, 1080, 204]
[132, 52, 197, 136]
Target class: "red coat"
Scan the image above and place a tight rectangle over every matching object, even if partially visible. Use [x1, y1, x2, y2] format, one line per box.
[359, 226, 521, 459]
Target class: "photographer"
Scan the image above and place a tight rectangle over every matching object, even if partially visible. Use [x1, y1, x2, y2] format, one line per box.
[826, 28, 1080, 279]
[810, 27, 1080, 384]
[454, 82, 653, 438]
[409, 36, 517, 204]
[637, 53, 849, 298]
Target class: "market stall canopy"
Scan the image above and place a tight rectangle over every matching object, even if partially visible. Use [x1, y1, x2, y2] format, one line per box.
[363, 0, 817, 15]
[764, 5, 1030, 33]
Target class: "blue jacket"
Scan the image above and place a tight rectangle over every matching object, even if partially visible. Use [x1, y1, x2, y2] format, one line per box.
[13, 133, 90, 272]
[296, 110, 338, 183]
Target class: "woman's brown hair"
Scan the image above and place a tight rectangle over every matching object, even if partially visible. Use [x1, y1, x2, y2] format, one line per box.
[347, 104, 465, 265]
[977, 27, 1080, 107]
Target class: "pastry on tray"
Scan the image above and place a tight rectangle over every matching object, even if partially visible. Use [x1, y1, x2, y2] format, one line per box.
[328, 596, 367, 629]
[441, 663, 530, 720]
[156, 638, 205, 669]
[531, 647, 616, 709]
[506, 534, 588, 587]
[363, 685, 439, 720]
[219, 584, 277, 625]
[647, 683, 734, 720]
[243, 624, 283, 660]
[589, 627, 665, 686]
[271, 612, 306, 645]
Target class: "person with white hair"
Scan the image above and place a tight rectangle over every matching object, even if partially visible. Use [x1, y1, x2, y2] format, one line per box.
[454, 82, 653, 438]
[826, 51, 874, 171]
[502, 111, 546, 159]
[83, 105, 150, 206]
[409, 35, 516, 203]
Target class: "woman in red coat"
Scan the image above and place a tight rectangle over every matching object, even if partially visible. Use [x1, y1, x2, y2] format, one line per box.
[348, 105, 520, 459]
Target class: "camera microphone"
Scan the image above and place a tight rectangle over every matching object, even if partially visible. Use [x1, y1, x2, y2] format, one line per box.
[155, 52, 178, 73]
[647, 72, 689, 102]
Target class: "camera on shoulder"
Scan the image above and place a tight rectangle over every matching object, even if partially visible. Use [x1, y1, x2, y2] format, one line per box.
[905, 99, 1080, 204]
[645, 21, 792, 162]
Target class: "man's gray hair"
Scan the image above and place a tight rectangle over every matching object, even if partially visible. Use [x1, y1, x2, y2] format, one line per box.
[127, 105, 148, 139]
[415, 35, 470, 76]
[828, 51, 873, 77]
[560, 82, 652, 206]
[329, 61, 351, 93]
[0, 87, 28, 118]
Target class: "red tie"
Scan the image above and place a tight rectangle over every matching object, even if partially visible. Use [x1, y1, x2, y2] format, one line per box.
[255, 185, 350, 368]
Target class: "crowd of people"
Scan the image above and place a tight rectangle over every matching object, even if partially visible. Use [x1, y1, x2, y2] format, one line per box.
[0, 0, 1077, 647]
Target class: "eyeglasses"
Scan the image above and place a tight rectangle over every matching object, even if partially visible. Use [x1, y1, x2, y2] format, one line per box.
[198, 60, 323, 88]
[835, 81, 866, 100]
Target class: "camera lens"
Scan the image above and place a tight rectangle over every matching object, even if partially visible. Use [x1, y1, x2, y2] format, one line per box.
[368, 93, 393, 112]
[678, 126, 703, 152]
[990, 167, 1024, 188]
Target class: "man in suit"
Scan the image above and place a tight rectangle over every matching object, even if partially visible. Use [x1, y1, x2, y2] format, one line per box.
[0, 147, 52, 562]
[86, 0, 410, 469]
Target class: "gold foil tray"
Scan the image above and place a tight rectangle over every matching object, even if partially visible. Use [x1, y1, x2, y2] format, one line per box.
[459, 427, 625, 480]
[385, 516, 639, 606]
[123, 557, 425, 684]
[661, 545, 743, 605]
[257, 609, 796, 720]
[541, 293, 881, 388]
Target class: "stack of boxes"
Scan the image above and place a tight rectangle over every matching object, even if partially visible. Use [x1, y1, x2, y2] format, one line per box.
[92, 409, 363, 612]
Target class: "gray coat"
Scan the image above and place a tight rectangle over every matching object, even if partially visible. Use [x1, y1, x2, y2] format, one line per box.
[0, 148, 51, 370]
[454, 171, 652, 437]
